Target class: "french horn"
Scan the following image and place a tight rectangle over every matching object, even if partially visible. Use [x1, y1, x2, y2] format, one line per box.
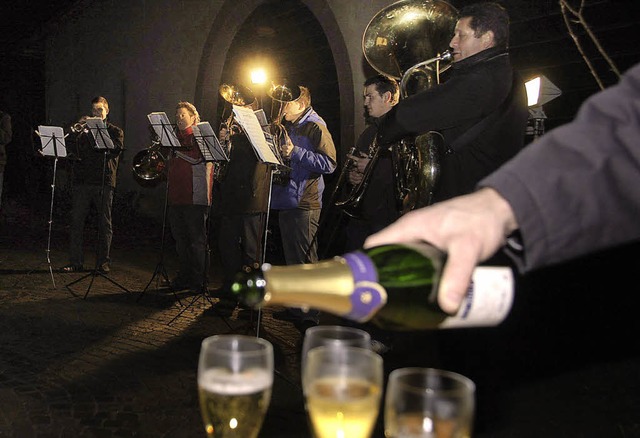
[362, 0, 458, 211]
[132, 142, 166, 187]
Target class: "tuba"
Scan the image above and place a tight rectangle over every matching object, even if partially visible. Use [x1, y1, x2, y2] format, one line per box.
[217, 83, 257, 181]
[362, 0, 458, 212]
[267, 82, 301, 185]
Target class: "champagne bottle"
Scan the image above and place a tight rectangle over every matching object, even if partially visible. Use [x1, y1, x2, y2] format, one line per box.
[230, 242, 513, 330]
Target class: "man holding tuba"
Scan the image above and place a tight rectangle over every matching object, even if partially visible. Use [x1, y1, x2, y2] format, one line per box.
[377, 2, 529, 203]
[342, 74, 400, 252]
[270, 85, 337, 330]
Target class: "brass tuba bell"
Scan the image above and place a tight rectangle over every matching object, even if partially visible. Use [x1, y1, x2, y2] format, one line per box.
[362, 0, 458, 211]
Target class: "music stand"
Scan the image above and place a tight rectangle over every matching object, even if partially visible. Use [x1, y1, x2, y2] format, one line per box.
[168, 122, 233, 326]
[65, 118, 131, 299]
[229, 105, 289, 336]
[35, 126, 68, 288]
[137, 112, 184, 304]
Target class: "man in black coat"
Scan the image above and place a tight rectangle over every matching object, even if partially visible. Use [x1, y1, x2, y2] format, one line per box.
[61, 96, 124, 273]
[378, 2, 529, 203]
[214, 127, 271, 289]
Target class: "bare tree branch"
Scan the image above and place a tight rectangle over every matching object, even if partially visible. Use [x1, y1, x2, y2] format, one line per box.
[559, 0, 620, 90]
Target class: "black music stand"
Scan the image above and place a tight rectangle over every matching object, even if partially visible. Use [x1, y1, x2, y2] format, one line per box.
[65, 118, 131, 299]
[35, 125, 68, 288]
[227, 105, 289, 336]
[137, 112, 183, 304]
[168, 121, 233, 326]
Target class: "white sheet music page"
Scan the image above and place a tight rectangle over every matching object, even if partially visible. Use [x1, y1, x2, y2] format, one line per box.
[193, 122, 229, 162]
[147, 112, 181, 148]
[232, 105, 280, 164]
[38, 126, 67, 157]
[85, 117, 115, 149]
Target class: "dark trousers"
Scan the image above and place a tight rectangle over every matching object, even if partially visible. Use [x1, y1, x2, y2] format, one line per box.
[217, 212, 267, 285]
[278, 208, 321, 264]
[168, 204, 209, 287]
[69, 184, 114, 267]
[277, 208, 321, 322]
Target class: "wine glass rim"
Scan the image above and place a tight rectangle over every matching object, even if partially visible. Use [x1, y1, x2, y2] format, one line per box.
[388, 367, 476, 394]
[201, 334, 273, 353]
[307, 345, 382, 363]
[305, 325, 371, 338]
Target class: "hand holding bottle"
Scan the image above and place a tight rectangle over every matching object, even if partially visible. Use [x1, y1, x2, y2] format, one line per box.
[364, 187, 519, 315]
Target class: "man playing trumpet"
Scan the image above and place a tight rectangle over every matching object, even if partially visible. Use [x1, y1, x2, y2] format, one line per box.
[61, 96, 124, 273]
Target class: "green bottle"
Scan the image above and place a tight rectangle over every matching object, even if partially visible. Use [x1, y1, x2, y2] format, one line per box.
[231, 242, 513, 330]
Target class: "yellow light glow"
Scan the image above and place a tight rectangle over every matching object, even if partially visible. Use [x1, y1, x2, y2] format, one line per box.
[251, 68, 267, 85]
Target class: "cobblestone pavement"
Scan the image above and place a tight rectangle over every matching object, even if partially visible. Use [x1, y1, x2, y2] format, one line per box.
[0, 200, 313, 438]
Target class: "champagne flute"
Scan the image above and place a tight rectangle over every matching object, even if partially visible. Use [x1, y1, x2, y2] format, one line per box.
[197, 335, 274, 438]
[384, 368, 475, 438]
[301, 325, 371, 374]
[303, 345, 383, 438]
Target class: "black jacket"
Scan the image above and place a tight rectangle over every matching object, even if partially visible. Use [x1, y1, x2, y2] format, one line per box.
[378, 46, 529, 202]
[70, 120, 124, 188]
[214, 133, 270, 215]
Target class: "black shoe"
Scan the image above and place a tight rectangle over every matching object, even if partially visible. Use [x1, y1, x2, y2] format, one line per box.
[61, 264, 83, 273]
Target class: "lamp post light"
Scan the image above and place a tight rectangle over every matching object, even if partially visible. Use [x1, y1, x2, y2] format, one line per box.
[251, 68, 267, 109]
[524, 74, 562, 140]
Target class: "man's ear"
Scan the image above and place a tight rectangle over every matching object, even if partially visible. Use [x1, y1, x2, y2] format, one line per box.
[382, 91, 392, 103]
[482, 30, 495, 49]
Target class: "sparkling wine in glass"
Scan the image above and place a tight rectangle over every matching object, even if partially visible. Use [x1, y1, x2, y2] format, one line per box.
[303, 345, 383, 438]
[197, 335, 274, 438]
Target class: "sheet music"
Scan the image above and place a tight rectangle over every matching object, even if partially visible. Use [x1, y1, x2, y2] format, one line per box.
[147, 112, 181, 148]
[232, 105, 280, 164]
[85, 117, 115, 150]
[254, 109, 269, 128]
[38, 126, 67, 157]
[193, 122, 229, 162]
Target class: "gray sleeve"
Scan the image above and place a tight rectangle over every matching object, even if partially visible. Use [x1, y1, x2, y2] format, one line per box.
[479, 62, 640, 272]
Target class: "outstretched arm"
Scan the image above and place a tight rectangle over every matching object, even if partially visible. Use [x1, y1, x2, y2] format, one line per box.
[364, 188, 517, 314]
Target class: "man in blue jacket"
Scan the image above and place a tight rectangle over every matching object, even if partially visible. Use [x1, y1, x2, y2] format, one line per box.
[270, 85, 337, 328]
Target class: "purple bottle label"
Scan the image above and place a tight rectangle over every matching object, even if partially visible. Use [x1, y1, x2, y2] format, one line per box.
[343, 252, 388, 322]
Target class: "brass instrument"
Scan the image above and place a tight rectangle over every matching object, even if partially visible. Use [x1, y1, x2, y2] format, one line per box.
[267, 82, 301, 185]
[217, 83, 257, 182]
[334, 139, 381, 219]
[70, 115, 91, 134]
[132, 141, 167, 187]
[362, 0, 458, 212]
[71, 122, 88, 133]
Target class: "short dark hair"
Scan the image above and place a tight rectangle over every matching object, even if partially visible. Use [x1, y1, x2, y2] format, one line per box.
[459, 2, 509, 49]
[91, 96, 109, 111]
[364, 74, 400, 104]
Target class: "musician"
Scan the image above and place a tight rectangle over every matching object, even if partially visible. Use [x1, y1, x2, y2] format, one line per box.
[343, 74, 400, 252]
[214, 119, 271, 291]
[61, 96, 124, 273]
[377, 2, 529, 203]
[270, 86, 337, 329]
[165, 101, 214, 291]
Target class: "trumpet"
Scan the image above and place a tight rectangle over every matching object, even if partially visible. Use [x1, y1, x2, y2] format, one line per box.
[71, 122, 87, 133]
[71, 116, 90, 133]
